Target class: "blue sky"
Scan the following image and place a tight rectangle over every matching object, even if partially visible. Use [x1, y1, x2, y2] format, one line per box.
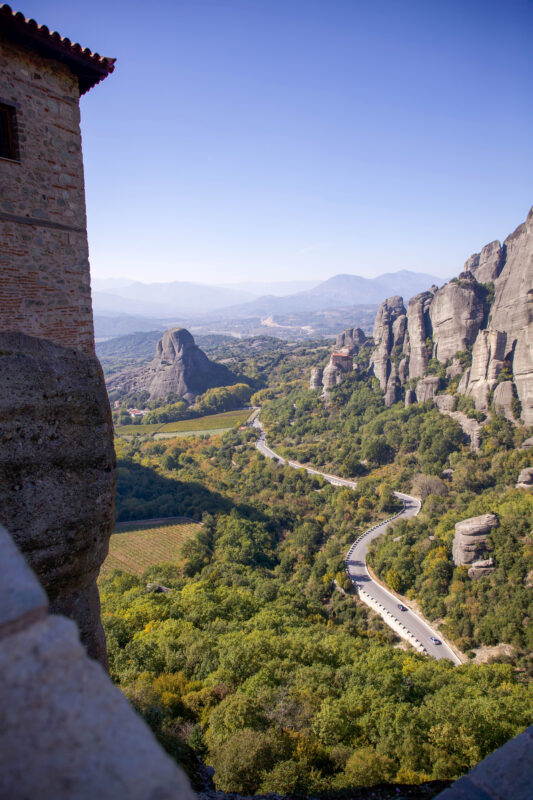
[20, 0, 533, 283]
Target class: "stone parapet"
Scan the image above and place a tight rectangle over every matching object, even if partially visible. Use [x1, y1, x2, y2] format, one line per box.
[0, 523, 195, 800]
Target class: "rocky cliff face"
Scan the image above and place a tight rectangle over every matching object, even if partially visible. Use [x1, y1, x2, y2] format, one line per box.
[335, 327, 368, 354]
[366, 207, 533, 420]
[430, 277, 487, 363]
[407, 290, 435, 379]
[369, 296, 406, 400]
[0, 333, 116, 666]
[107, 327, 237, 403]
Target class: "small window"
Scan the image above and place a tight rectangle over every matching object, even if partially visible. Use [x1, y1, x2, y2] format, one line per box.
[0, 103, 18, 161]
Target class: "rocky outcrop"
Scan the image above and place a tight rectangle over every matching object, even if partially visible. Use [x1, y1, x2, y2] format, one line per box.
[462, 329, 507, 412]
[415, 375, 440, 403]
[465, 240, 504, 284]
[107, 327, 237, 403]
[434, 394, 484, 452]
[370, 296, 406, 404]
[468, 557, 495, 580]
[493, 381, 516, 421]
[335, 327, 368, 354]
[405, 388, 416, 406]
[516, 467, 533, 489]
[364, 207, 532, 424]
[407, 290, 434, 379]
[0, 332, 116, 666]
[475, 208, 533, 424]
[430, 277, 487, 363]
[452, 513, 498, 567]
[322, 360, 344, 390]
[310, 367, 323, 390]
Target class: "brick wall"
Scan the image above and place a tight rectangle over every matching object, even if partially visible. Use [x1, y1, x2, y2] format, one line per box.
[0, 34, 95, 355]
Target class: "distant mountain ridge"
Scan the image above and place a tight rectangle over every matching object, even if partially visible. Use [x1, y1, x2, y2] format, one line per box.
[222, 270, 444, 317]
[91, 270, 444, 320]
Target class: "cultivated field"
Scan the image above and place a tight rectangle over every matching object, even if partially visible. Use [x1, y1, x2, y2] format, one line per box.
[100, 518, 201, 577]
[116, 409, 252, 439]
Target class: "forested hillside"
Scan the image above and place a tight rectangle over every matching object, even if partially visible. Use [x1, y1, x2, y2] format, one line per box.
[100, 339, 533, 794]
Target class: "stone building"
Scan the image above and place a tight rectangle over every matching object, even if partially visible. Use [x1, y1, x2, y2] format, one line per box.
[0, 4, 115, 353]
[0, 5, 117, 664]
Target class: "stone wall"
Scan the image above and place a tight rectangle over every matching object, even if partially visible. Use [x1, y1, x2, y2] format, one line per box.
[0, 34, 95, 355]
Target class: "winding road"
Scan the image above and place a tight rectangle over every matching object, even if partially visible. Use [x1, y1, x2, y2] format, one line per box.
[253, 418, 461, 664]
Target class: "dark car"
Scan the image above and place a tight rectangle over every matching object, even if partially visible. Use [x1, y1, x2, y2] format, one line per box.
[397, 604, 408, 612]
[430, 636, 441, 645]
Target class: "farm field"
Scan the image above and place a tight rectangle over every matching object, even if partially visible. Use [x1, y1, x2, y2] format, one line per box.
[116, 408, 252, 438]
[99, 518, 201, 577]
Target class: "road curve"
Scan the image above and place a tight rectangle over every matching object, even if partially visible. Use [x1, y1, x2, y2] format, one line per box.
[253, 418, 460, 664]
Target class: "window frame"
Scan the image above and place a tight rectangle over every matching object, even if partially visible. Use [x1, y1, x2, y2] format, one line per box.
[0, 100, 19, 162]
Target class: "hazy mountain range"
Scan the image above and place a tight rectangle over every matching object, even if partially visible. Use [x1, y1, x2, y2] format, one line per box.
[92, 271, 444, 321]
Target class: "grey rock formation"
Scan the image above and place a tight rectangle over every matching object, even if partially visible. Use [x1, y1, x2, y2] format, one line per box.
[446, 358, 463, 379]
[335, 327, 367, 354]
[434, 393, 484, 452]
[107, 327, 236, 403]
[452, 513, 499, 566]
[405, 388, 416, 406]
[370, 296, 407, 405]
[521, 436, 533, 449]
[463, 330, 506, 412]
[310, 367, 323, 390]
[0, 332, 116, 667]
[485, 208, 533, 424]
[516, 467, 533, 489]
[384, 364, 400, 406]
[415, 375, 440, 403]
[430, 278, 487, 363]
[493, 380, 516, 421]
[468, 557, 495, 580]
[465, 240, 504, 284]
[322, 361, 343, 390]
[407, 290, 434, 379]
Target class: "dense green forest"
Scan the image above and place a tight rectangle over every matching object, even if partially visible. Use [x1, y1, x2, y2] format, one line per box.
[101, 335, 533, 793]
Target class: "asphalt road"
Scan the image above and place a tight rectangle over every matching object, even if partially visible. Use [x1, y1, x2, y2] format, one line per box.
[253, 419, 460, 664]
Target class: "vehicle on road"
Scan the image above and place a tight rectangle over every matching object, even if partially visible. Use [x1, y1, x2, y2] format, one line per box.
[397, 604, 408, 612]
[430, 636, 441, 645]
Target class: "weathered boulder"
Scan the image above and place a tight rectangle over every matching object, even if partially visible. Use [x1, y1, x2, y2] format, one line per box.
[493, 380, 516, 421]
[407, 290, 434, 379]
[452, 513, 499, 566]
[310, 367, 323, 390]
[430, 278, 487, 363]
[415, 375, 440, 403]
[521, 436, 533, 449]
[335, 327, 367, 354]
[516, 467, 533, 489]
[405, 388, 416, 406]
[370, 296, 406, 391]
[107, 327, 236, 403]
[468, 557, 495, 580]
[465, 240, 504, 284]
[0, 332, 116, 667]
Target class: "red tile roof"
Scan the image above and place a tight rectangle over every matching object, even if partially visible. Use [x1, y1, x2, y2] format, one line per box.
[0, 4, 115, 94]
